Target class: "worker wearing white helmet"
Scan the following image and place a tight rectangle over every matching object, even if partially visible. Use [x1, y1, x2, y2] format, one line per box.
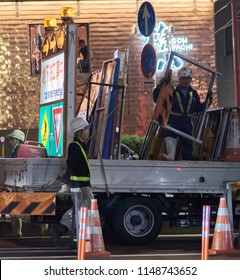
[7, 129, 25, 158]
[50, 117, 94, 246]
[153, 67, 213, 160]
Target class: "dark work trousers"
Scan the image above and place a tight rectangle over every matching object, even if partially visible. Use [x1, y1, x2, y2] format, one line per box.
[165, 115, 195, 160]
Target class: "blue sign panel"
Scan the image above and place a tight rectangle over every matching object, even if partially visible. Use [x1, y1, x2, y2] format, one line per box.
[141, 44, 156, 78]
[138, 1, 156, 37]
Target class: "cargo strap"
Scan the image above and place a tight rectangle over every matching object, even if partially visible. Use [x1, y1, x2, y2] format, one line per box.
[70, 141, 91, 182]
[170, 91, 193, 117]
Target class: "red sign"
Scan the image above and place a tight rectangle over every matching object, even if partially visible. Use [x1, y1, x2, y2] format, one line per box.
[52, 106, 63, 152]
[141, 44, 156, 78]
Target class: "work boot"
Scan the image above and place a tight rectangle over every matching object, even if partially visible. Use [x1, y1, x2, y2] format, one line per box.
[49, 224, 69, 247]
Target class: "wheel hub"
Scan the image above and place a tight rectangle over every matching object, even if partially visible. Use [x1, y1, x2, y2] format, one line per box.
[124, 206, 154, 237]
[130, 214, 141, 226]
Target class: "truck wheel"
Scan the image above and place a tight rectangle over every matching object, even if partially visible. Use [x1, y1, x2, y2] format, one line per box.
[113, 196, 162, 245]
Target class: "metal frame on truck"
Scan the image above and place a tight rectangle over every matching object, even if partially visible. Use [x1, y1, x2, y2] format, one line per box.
[0, 19, 240, 246]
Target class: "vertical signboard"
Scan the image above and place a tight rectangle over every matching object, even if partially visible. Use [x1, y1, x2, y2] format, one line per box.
[40, 52, 64, 104]
[138, 1, 156, 37]
[141, 43, 157, 78]
[138, 2, 156, 79]
[39, 52, 65, 157]
[38, 102, 64, 157]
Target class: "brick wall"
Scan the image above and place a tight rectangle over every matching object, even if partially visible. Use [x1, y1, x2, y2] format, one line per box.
[0, 0, 215, 137]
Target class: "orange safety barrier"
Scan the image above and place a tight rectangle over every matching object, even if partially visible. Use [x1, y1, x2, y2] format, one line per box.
[0, 192, 56, 215]
[77, 207, 88, 260]
[152, 77, 174, 126]
[209, 197, 240, 255]
[201, 205, 211, 260]
[85, 198, 111, 258]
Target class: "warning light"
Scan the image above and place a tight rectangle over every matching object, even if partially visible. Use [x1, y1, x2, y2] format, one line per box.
[44, 18, 57, 29]
[60, 7, 74, 22]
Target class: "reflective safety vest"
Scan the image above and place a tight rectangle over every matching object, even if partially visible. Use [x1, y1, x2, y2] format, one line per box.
[70, 141, 91, 182]
[170, 91, 193, 117]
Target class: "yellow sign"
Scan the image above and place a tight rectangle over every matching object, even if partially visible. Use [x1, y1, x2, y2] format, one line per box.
[41, 110, 49, 147]
[42, 37, 49, 56]
[49, 33, 57, 53]
[57, 29, 64, 50]
[42, 27, 65, 58]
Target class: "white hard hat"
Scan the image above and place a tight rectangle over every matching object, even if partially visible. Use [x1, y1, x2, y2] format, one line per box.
[178, 67, 192, 78]
[70, 117, 90, 133]
[7, 129, 25, 142]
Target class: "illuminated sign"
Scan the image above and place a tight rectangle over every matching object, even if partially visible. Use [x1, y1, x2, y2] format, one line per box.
[144, 22, 193, 72]
[40, 52, 64, 104]
[153, 22, 193, 52]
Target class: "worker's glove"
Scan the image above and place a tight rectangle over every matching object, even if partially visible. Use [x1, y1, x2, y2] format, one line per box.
[58, 183, 69, 193]
[207, 90, 213, 105]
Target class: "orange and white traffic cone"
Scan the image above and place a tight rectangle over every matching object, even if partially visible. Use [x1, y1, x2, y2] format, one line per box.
[84, 214, 92, 253]
[201, 205, 211, 260]
[85, 198, 111, 258]
[209, 197, 240, 255]
[77, 207, 88, 260]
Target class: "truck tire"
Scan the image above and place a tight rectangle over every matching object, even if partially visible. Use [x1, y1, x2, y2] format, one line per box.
[113, 196, 162, 245]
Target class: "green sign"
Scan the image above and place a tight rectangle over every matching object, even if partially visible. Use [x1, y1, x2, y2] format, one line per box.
[38, 102, 64, 157]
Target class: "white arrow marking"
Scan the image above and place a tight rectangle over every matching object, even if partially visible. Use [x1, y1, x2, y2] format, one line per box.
[143, 4, 150, 36]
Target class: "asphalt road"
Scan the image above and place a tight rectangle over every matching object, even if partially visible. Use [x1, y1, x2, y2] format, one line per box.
[0, 234, 240, 260]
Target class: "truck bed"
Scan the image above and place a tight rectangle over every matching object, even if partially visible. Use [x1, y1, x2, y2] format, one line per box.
[1, 157, 239, 242]
[0, 158, 240, 195]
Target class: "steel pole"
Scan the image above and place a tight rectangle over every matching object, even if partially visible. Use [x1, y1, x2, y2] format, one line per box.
[231, 0, 240, 106]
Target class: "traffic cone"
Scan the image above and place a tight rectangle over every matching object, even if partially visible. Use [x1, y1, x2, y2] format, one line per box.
[85, 199, 111, 258]
[209, 197, 240, 255]
[77, 207, 87, 260]
[84, 214, 92, 253]
[201, 205, 211, 260]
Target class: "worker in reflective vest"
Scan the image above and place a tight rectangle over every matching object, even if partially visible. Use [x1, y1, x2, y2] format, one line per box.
[153, 67, 212, 160]
[65, 117, 92, 195]
[50, 117, 94, 246]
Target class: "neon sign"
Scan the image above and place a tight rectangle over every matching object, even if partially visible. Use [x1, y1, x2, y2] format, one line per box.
[143, 22, 193, 72]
